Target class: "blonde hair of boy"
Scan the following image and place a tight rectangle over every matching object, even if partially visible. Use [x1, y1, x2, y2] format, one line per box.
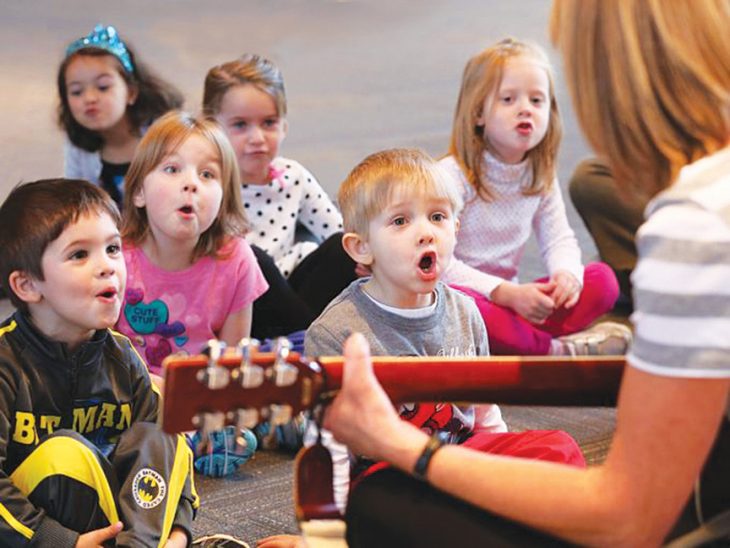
[202, 53, 287, 118]
[338, 148, 463, 237]
[122, 111, 248, 260]
[550, 0, 730, 196]
[448, 38, 562, 201]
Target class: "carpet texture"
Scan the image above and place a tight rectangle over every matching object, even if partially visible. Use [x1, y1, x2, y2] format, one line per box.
[191, 405, 616, 544]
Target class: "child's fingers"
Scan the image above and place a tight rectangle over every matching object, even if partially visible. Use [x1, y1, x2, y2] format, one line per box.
[76, 521, 123, 548]
[535, 280, 557, 294]
[564, 290, 581, 309]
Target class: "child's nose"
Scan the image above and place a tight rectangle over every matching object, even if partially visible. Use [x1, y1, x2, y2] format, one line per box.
[248, 125, 265, 143]
[83, 89, 98, 102]
[517, 97, 532, 115]
[418, 223, 435, 245]
[98, 256, 116, 277]
[182, 173, 199, 193]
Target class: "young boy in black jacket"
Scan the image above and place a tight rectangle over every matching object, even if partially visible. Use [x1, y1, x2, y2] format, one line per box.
[0, 179, 197, 547]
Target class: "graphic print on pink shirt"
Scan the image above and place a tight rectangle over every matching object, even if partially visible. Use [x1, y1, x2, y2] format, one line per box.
[124, 286, 189, 369]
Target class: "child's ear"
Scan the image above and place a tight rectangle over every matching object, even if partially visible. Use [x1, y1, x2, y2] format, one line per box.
[280, 119, 289, 140]
[342, 232, 373, 265]
[475, 105, 485, 127]
[8, 271, 42, 305]
[127, 84, 139, 107]
[132, 188, 146, 208]
[455, 217, 461, 234]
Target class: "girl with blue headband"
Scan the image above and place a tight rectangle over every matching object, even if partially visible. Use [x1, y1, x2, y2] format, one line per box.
[57, 24, 183, 208]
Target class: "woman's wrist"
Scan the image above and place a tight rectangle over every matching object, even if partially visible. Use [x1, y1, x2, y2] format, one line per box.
[378, 420, 430, 473]
[413, 432, 449, 480]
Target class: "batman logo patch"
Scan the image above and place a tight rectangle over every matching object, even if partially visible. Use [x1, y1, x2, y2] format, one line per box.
[132, 468, 166, 509]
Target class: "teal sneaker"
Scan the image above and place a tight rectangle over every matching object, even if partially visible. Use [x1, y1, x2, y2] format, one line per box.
[190, 426, 257, 477]
[254, 413, 306, 453]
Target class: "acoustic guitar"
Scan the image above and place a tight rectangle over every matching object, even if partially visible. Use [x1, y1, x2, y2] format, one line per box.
[161, 338, 625, 521]
[160, 338, 625, 435]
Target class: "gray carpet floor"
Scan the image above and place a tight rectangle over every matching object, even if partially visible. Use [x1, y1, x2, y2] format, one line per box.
[191, 405, 616, 544]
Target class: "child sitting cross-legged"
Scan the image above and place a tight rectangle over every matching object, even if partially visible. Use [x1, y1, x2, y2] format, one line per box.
[257, 148, 585, 548]
[115, 111, 269, 477]
[0, 179, 197, 547]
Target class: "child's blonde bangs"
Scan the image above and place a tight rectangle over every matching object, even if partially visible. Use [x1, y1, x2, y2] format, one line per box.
[339, 149, 462, 236]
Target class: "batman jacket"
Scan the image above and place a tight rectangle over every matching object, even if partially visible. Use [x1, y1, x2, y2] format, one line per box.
[0, 311, 161, 545]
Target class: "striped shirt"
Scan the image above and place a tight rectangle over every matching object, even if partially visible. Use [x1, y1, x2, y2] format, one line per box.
[629, 147, 730, 386]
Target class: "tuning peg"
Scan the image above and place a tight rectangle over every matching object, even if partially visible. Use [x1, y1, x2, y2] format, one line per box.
[235, 338, 264, 388]
[268, 403, 293, 426]
[197, 339, 230, 389]
[232, 407, 259, 430]
[191, 411, 225, 436]
[271, 337, 297, 387]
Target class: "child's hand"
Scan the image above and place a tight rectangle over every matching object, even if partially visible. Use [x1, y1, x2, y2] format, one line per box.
[75, 521, 122, 547]
[164, 527, 188, 547]
[550, 271, 581, 310]
[491, 281, 555, 324]
[256, 533, 307, 547]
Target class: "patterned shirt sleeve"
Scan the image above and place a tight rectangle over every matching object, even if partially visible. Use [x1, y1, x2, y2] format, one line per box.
[628, 201, 730, 378]
[294, 163, 344, 242]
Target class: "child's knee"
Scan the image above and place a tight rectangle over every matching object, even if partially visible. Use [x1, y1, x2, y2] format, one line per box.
[584, 262, 620, 308]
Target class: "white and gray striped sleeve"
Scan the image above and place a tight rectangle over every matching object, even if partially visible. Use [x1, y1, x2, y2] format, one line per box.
[628, 201, 730, 378]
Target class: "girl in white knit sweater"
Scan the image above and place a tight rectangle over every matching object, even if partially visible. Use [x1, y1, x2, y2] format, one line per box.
[440, 38, 629, 355]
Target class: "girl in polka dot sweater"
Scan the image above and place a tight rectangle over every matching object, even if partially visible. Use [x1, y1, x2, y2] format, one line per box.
[203, 54, 358, 339]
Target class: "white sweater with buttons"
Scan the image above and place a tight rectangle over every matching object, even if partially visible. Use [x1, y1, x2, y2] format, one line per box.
[440, 152, 584, 298]
[241, 157, 343, 277]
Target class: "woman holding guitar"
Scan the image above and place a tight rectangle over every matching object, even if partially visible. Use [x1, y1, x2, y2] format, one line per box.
[324, 1, 730, 546]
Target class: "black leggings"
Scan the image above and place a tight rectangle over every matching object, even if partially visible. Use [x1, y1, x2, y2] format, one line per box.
[346, 468, 572, 547]
[251, 233, 357, 340]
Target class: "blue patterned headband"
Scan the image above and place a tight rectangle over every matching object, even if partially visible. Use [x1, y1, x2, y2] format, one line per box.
[65, 24, 133, 73]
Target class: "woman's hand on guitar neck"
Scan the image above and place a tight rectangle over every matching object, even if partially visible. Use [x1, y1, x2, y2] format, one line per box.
[323, 333, 428, 471]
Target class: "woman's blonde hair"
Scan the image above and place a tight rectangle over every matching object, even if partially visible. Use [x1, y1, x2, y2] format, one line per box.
[202, 53, 286, 118]
[122, 111, 248, 260]
[448, 38, 562, 201]
[338, 148, 463, 237]
[550, 0, 730, 196]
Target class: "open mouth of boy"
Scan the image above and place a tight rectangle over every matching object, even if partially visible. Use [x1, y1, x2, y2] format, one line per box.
[417, 251, 437, 280]
[96, 287, 118, 302]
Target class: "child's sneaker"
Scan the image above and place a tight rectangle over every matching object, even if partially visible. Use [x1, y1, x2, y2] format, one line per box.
[554, 321, 633, 356]
[189, 426, 258, 477]
[192, 533, 250, 547]
[254, 413, 306, 453]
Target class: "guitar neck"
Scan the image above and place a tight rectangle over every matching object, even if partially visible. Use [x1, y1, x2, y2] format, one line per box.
[317, 355, 625, 406]
[161, 353, 625, 433]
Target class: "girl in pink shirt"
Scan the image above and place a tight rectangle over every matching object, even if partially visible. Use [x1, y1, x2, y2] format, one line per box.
[116, 110, 268, 375]
[116, 111, 268, 477]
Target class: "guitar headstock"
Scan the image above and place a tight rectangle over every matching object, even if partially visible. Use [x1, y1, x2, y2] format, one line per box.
[160, 338, 326, 434]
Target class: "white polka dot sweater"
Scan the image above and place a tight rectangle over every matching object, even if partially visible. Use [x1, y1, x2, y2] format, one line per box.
[241, 157, 344, 277]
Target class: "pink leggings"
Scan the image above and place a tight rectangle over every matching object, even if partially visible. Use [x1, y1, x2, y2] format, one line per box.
[452, 262, 619, 355]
